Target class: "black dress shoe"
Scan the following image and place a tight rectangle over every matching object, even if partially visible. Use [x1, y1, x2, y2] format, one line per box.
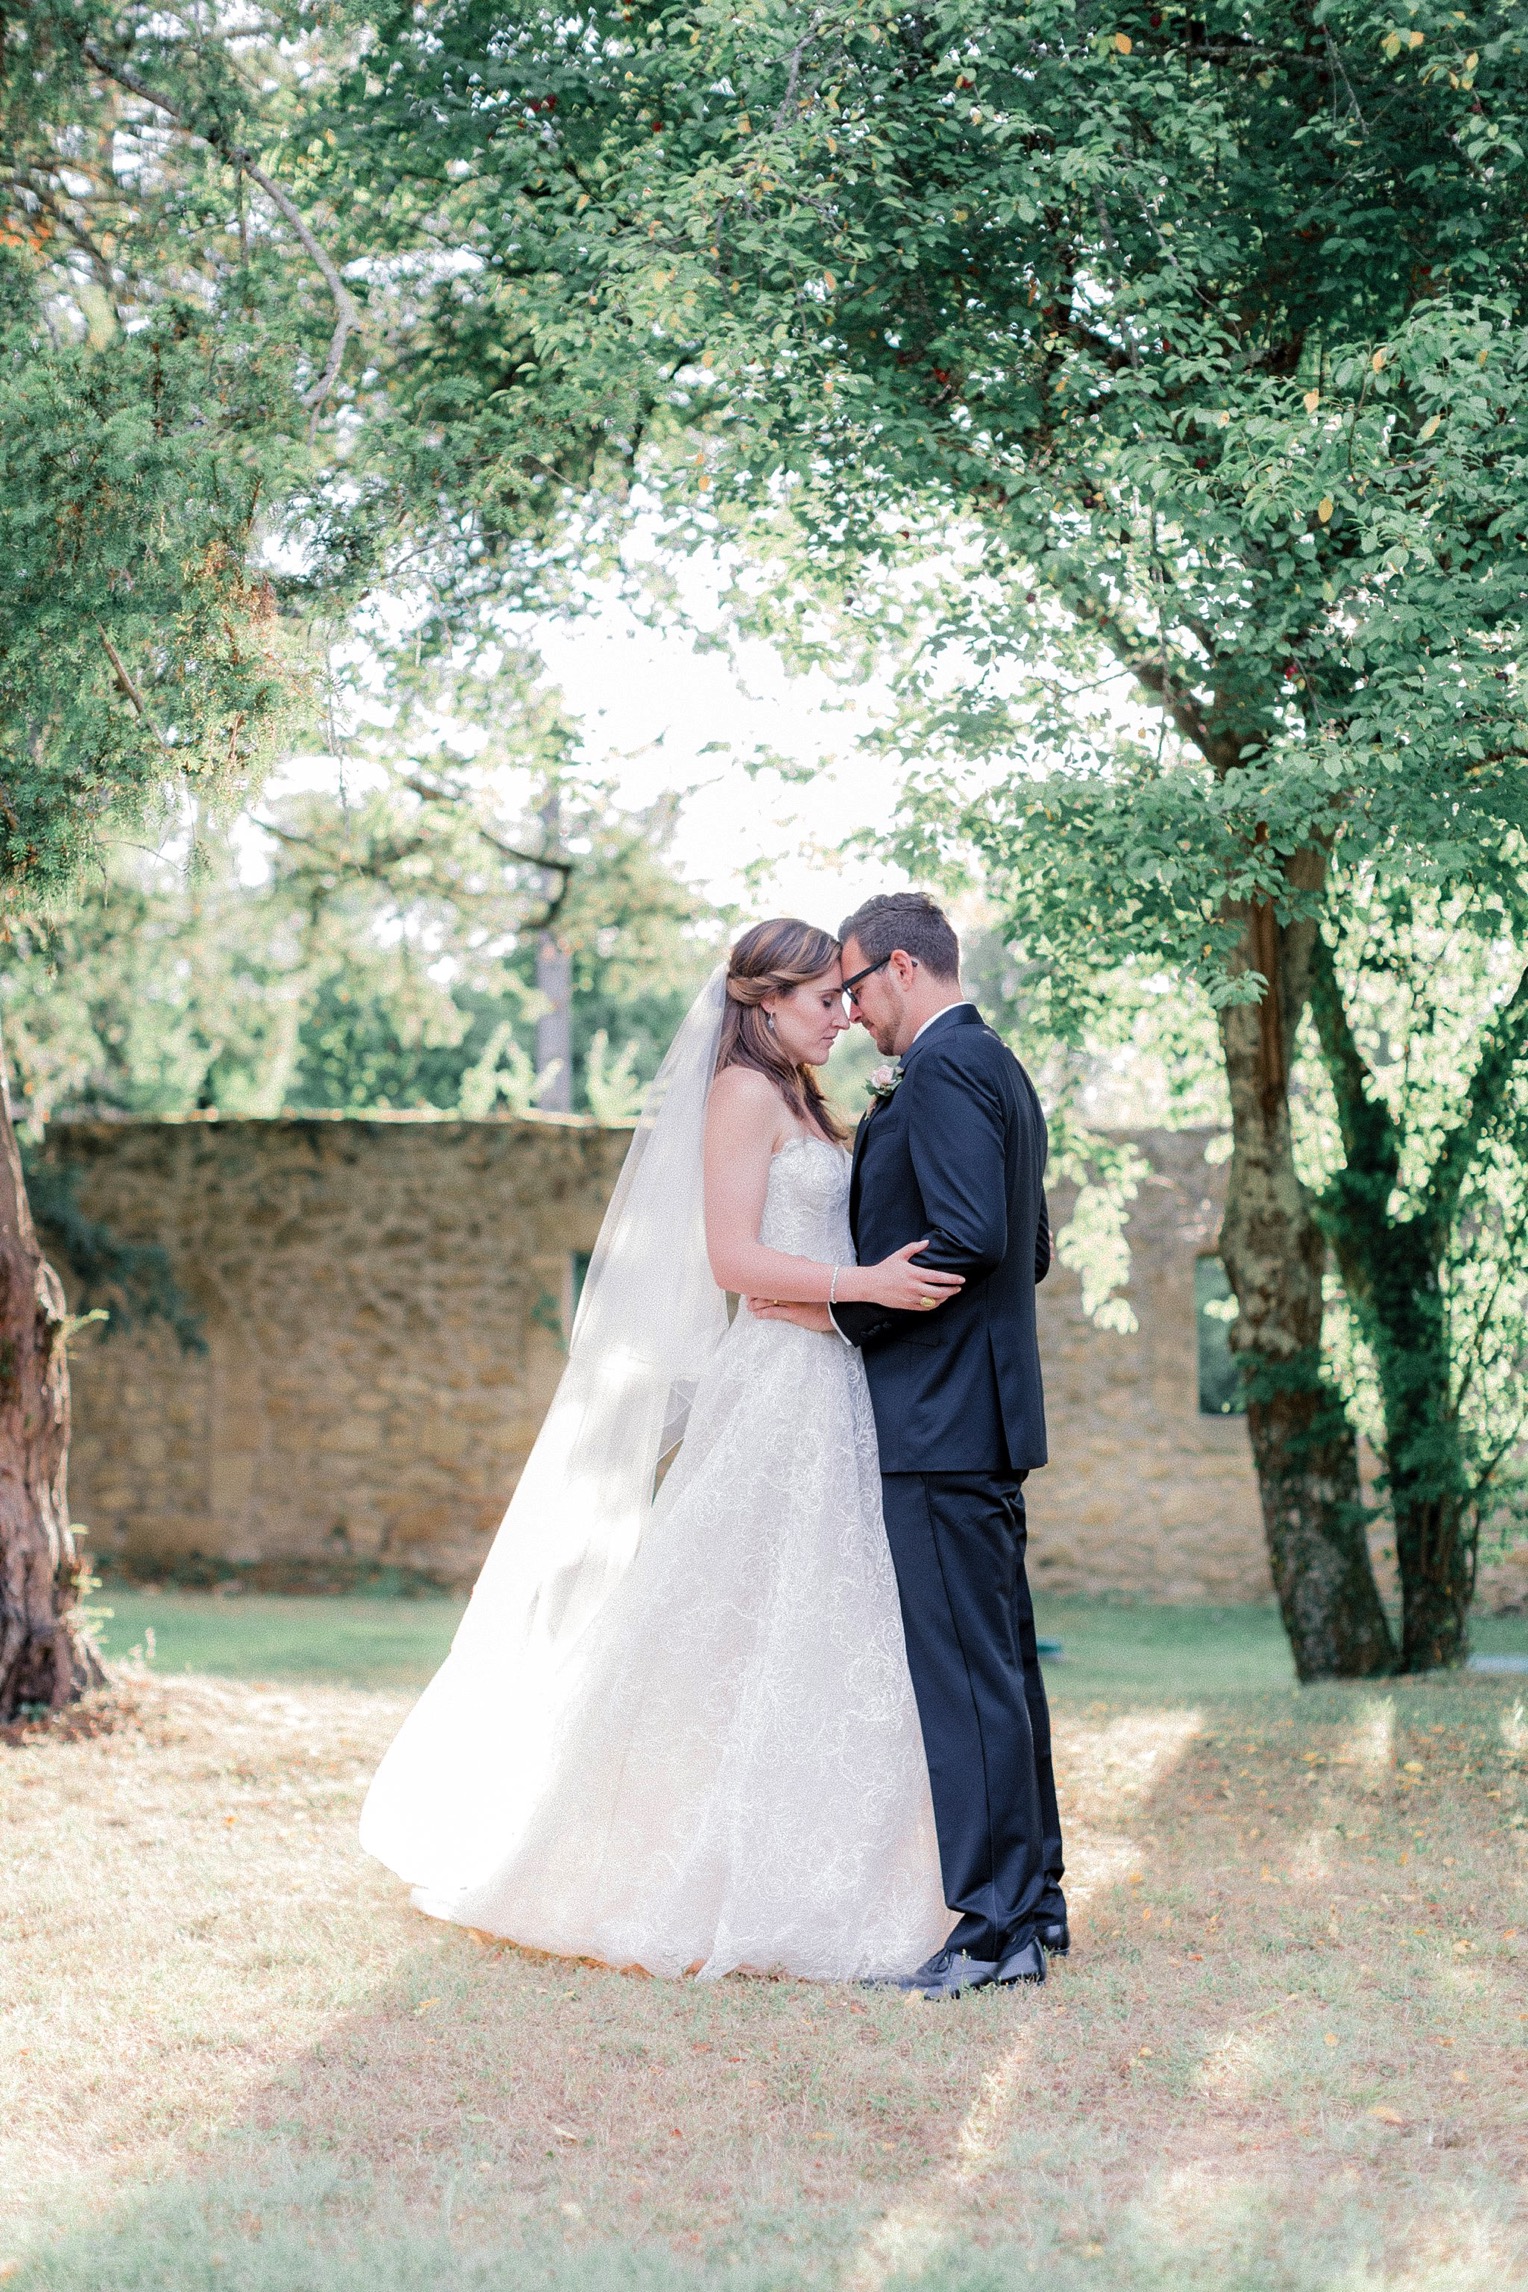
[881, 1946, 1001, 2000]
[1037, 1917, 1070, 1958]
[996, 1937, 1048, 1986]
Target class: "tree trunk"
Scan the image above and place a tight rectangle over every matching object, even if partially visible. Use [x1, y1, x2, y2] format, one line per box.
[535, 791, 573, 1112]
[1393, 1490, 1471, 1671]
[535, 929, 573, 1113]
[1305, 932, 1472, 1672]
[0, 1034, 100, 1720]
[1325, 1192, 1469, 1669]
[1329, 1215, 1470, 1671]
[1217, 897, 1395, 1680]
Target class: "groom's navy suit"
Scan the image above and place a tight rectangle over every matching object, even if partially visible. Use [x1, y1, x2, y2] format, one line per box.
[832, 1003, 1065, 1962]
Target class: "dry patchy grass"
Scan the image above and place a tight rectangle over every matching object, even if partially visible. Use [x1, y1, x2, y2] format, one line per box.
[2, 1655, 1526, 2291]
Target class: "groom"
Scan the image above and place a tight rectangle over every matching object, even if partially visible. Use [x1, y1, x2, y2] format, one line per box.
[753, 891, 1066, 1998]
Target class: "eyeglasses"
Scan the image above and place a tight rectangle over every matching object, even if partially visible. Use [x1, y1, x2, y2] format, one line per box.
[840, 955, 892, 1007]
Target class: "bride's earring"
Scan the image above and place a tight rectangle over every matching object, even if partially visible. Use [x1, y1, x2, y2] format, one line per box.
[764, 1011, 776, 1035]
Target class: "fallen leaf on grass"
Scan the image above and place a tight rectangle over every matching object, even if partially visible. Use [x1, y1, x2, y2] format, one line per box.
[1370, 2106, 1404, 2126]
[413, 1998, 440, 2016]
[549, 2123, 583, 2143]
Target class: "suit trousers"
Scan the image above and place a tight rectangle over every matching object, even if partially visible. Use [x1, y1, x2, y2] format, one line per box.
[880, 1470, 1066, 1961]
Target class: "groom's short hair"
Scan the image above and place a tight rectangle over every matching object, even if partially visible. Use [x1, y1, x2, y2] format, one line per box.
[839, 892, 960, 983]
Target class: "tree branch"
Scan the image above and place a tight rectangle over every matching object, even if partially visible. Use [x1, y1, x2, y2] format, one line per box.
[771, 16, 827, 128]
[1091, 194, 1142, 373]
[397, 774, 575, 881]
[1067, 589, 1224, 761]
[99, 630, 168, 744]
[80, 37, 359, 410]
[1426, 958, 1528, 1221]
[1305, 926, 1405, 1313]
[267, 778, 578, 935]
[1308, 928, 1394, 1176]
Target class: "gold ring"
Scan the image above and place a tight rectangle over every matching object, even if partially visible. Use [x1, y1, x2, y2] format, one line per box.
[921, 1297, 936, 1310]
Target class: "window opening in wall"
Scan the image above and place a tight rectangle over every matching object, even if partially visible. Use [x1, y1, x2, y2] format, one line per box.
[1196, 1255, 1245, 1416]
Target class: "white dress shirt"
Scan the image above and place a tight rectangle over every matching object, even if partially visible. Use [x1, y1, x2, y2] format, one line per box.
[907, 999, 974, 1049]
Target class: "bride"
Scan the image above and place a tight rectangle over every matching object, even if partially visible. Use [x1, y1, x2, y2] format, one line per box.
[360, 918, 962, 1980]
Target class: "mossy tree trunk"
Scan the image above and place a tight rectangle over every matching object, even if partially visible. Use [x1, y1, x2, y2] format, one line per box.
[1217, 884, 1396, 1682]
[1307, 938, 1528, 1673]
[0, 1029, 100, 1719]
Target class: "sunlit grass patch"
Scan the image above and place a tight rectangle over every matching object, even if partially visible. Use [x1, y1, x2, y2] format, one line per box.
[3, 1603, 1526, 2291]
[91, 1590, 465, 1688]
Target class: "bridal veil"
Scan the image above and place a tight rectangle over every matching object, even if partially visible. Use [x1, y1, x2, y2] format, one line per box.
[359, 966, 729, 1892]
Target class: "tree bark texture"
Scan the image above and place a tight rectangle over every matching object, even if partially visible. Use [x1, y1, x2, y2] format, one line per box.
[1217, 895, 1395, 1681]
[1307, 935, 1474, 1672]
[0, 1035, 101, 1719]
[534, 791, 573, 1112]
[535, 930, 574, 1112]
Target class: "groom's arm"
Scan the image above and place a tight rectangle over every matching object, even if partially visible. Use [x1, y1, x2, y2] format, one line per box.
[830, 1051, 1009, 1348]
[828, 1296, 882, 1345]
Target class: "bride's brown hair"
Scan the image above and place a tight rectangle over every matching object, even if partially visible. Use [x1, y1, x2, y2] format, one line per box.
[718, 918, 849, 1145]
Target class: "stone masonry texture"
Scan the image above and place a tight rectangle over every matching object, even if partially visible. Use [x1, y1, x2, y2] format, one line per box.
[42, 1113, 1528, 1609]
[47, 1113, 629, 1588]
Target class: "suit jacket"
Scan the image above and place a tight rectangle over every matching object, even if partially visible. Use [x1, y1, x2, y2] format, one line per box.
[832, 1004, 1051, 1474]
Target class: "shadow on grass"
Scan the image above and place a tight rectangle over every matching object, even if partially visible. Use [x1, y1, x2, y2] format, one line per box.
[10, 1653, 1528, 2292]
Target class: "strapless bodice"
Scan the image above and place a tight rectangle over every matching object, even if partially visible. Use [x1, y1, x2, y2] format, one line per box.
[758, 1136, 853, 1264]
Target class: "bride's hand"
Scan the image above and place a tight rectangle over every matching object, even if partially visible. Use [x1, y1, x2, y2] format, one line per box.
[747, 1298, 836, 1332]
[865, 1242, 965, 1314]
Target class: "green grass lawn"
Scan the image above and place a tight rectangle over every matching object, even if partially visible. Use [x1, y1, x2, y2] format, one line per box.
[92, 1585, 1528, 1696]
[92, 1588, 467, 1688]
[14, 1582, 1528, 2292]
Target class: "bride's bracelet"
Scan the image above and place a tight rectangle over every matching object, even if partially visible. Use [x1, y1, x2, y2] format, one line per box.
[830, 1265, 842, 1307]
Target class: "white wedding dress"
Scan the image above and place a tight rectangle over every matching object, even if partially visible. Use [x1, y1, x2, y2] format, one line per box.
[362, 1108, 949, 1981]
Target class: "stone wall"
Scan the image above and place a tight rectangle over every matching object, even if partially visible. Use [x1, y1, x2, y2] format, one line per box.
[1028, 1130, 1272, 1603]
[48, 1114, 629, 1587]
[44, 1112, 1526, 1609]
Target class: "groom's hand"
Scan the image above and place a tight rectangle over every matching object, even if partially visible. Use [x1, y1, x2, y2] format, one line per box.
[746, 1298, 836, 1333]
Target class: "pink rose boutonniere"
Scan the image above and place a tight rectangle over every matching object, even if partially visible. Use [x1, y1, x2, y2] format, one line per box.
[865, 1061, 903, 1107]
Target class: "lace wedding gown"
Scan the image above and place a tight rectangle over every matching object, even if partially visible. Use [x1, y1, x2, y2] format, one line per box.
[365, 1136, 948, 1982]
